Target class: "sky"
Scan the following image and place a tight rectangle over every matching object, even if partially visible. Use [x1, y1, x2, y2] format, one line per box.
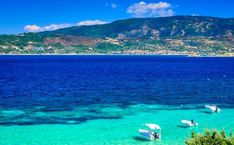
[0, 0, 233, 34]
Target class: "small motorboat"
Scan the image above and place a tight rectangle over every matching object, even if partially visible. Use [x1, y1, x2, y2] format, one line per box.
[138, 123, 161, 141]
[205, 105, 221, 113]
[181, 120, 198, 127]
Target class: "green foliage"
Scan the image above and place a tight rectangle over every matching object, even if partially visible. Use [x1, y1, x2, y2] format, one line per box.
[40, 16, 234, 38]
[185, 129, 234, 145]
[0, 16, 234, 55]
[96, 43, 122, 53]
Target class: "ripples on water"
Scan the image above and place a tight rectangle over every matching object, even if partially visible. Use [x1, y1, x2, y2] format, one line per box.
[0, 55, 233, 125]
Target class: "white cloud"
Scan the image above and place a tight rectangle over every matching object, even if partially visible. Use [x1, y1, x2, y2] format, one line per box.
[127, 1, 175, 17]
[77, 20, 108, 26]
[43, 24, 71, 31]
[24, 20, 109, 32]
[106, 3, 118, 9]
[111, 3, 117, 9]
[24, 25, 40, 32]
[24, 24, 71, 32]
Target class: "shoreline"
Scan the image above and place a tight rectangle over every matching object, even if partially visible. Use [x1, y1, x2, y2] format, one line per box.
[0, 53, 233, 57]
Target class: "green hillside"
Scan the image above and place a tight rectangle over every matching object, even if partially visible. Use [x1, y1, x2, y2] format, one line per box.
[0, 16, 233, 56]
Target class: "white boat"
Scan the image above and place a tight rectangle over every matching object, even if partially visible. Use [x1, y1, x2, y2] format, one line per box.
[181, 120, 198, 127]
[205, 105, 221, 113]
[138, 124, 161, 141]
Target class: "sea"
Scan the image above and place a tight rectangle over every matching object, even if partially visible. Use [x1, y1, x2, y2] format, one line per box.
[0, 55, 233, 145]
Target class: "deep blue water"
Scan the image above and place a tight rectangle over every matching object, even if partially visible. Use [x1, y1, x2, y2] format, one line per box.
[0, 55, 234, 125]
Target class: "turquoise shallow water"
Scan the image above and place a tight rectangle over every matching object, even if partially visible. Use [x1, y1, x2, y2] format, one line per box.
[0, 56, 233, 145]
[0, 104, 233, 145]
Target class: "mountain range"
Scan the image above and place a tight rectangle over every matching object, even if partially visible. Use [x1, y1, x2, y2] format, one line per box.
[0, 16, 233, 56]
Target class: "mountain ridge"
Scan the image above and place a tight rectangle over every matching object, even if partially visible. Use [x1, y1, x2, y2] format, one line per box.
[0, 16, 233, 56]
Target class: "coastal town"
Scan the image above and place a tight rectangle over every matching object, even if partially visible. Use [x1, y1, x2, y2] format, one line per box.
[0, 35, 233, 56]
[0, 16, 234, 56]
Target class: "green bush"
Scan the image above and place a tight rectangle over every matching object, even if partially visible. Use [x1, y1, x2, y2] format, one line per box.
[185, 130, 234, 145]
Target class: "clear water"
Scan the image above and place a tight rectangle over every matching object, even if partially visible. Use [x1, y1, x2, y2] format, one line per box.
[0, 55, 233, 145]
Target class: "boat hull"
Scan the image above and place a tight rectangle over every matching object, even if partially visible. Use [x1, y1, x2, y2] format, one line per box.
[181, 120, 198, 127]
